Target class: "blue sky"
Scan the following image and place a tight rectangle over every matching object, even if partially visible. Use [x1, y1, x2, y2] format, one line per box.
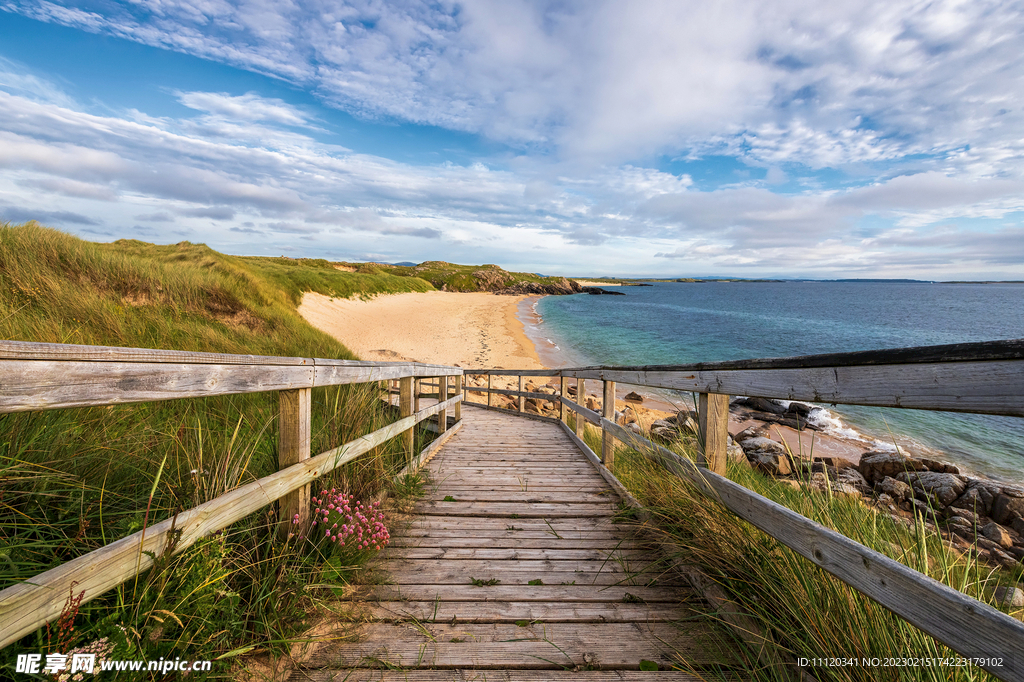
[1, 1, 1023, 278]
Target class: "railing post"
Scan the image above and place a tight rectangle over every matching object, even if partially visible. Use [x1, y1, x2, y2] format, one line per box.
[278, 387, 311, 540]
[559, 375, 568, 423]
[698, 392, 729, 475]
[437, 375, 448, 433]
[602, 380, 616, 468]
[414, 378, 421, 413]
[453, 374, 462, 421]
[518, 375, 525, 412]
[575, 378, 586, 438]
[487, 374, 493, 407]
[400, 376, 414, 460]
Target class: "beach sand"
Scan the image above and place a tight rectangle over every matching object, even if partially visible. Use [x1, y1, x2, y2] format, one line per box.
[298, 291, 543, 369]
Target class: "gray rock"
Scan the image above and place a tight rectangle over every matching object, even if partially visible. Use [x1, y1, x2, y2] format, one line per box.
[919, 458, 960, 475]
[994, 586, 1024, 608]
[737, 397, 786, 415]
[740, 437, 788, 455]
[896, 471, 967, 507]
[982, 522, 1014, 549]
[624, 391, 643, 402]
[991, 494, 1024, 525]
[626, 422, 642, 435]
[878, 476, 914, 504]
[988, 549, 1018, 567]
[785, 401, 812, 417]
[733, 425, 769, 442]
[1007, 546, 1024, 562]
[727, 443, 746, 464]
[947, 516, 973, 530]
[831, 482, 863, 498]
[836, 468, 871, 494]
[946, 506, 979, 525]
[976, 536, 1004, 553]
[951, 482, 999, 516]
[858, 451, 926, 484]
[1002, 486, 1024, 499]
[1011, 518, 1024, 536]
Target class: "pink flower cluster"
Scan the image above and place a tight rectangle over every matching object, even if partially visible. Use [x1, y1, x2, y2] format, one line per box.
[308, 489, 390, 552]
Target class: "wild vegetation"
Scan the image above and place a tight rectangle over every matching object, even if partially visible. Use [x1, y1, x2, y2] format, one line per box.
[0, 223, 438, 677]
[574, 419, 1022, 681]
[335, 259, 563, 292]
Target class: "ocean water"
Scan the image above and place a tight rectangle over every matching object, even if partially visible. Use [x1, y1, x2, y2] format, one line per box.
[533, 281, 1024, 483]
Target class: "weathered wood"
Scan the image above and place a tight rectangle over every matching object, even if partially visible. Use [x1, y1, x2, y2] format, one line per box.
[463, 402, 562, 424]
[564, 360, 1024, 417]
[291, 671, 706, 682]
[303, 622, 717, 671]
[414, 378, 422, 413]
[487, 374, 492, 407]
[473, 387, 559, 401]
[313, 363, 459, 387]
[0, 396, 458, 648]
[389, 536, 639, 549]
[0, 360, 313, 414]
[384, 547, 645, 561]
[416, 501, 617, 517]
[518, 375, 525, 412]
[400, 376, 414, 460]
[602, 380, 616, 468]
[277, 387, 312, 539]
[597, 417, 1024, 680]
[366, 600, 690, 623]
[436, 375, 448, 435]
[575, 378, 586, 438]
[0, 340, 310, 365]
[697, 392, 728, 475]
[368, 581, 679, 598]
[393, 421, 463, 483]
[560, 376, 568, 423]
[453, 375, 462, 421]
[559, 395, 602, 425]
[470, 368, 563, 376]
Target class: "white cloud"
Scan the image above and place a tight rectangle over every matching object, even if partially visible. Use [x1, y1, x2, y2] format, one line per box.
[176, 90, 313, 126]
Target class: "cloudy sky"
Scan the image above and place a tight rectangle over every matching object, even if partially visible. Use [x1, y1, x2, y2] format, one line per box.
[1, 1, 1023, 278]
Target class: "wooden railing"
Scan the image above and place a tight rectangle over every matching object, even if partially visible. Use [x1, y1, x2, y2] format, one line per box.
[464, 338, 1024, 681]
[0, 340, 463, 648]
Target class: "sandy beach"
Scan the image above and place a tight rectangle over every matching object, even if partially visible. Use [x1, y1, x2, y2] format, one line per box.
[298, 291, 543, 369]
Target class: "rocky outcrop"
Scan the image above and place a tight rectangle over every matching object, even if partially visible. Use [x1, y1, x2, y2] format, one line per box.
[896, 471, 967, 507]
[857, 451, 926, 483]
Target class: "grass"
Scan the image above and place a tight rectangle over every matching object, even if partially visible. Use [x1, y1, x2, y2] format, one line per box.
[332, 259, 559, 292]
[578, 422, 1021, 681]
[0, 222, 448, 677]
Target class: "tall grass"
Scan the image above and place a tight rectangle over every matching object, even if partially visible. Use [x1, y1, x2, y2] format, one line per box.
[0, 223, 440, 676]
[578, 424, 1021, 681]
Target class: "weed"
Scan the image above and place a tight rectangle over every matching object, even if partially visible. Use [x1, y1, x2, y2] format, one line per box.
[469, 577, 500, 587]
[527, 579, 544, 586]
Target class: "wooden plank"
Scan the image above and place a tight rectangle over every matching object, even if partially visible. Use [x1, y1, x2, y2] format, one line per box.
[487, 374, 492, 407]
[470, 368, 562, 376]
[382, 558, 673, 579]
[384, 547, 646, 561]
[400, 376, 414, 460]
[566, 361, 1024, 417]
[518, 375, 525, 412]
[697, 392, 728, 475]
[393, 421, 463, 482]
[290, 671, 708, 681]
[277, 387, 311, 539]
[402, 517, 626, 532]
[560, 376, 568, 423]
[597, 417, 1024, 679]
[0, 400, 456, 648]
[437, 375, 448, 437]
[420, 492, 616, 504]
[0, 360, 313, 414]
[301, 622, 720, 671]
[414, 501, 617, 517]
[575, 378, 586, 438]
[453, 375, 462, 421]
[560, 396, 601, 425]
[602, 379, 616, 467]
[0, 339, 310, 365]
[364, 600, 692, 623]
[388, 537, 641, 550]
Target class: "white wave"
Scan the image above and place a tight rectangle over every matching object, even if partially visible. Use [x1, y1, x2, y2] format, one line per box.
[806, 406, 897, 452]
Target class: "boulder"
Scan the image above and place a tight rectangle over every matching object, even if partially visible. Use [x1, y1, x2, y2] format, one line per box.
[586, 397, 598, 412]
[945, 506, 980, 525]
[991, 494, 1024, 526]
[817, 456, 857, 471]
[919, 458, 960, 475]
[733, 425, 769, 442]
[982, 522, 1014, 549]
[785, 402, 812, 417]
[1012, 518, 1024, 536]
[626, 422, 642, 435]
[739, 437, 787, 456]
[727, 442, 746, 464]
[624, 391, 643, 402]
[994, 586, 1024, 608]
[951, 482, 999, 516]
[878, 476, 914, 505]
[858, 451, 926, 484]
[750, 451, 793, 476]
[896, 471, 967, 508]
[836, 467, 871, 494]
[741, 397, 786, 415]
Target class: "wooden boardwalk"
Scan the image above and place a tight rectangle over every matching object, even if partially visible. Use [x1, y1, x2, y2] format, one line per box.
[289, 406, 737, 681]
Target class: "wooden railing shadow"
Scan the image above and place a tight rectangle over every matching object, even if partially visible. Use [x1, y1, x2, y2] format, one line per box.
[463, 338, 1024, 681]
[0, 340, 463, 648]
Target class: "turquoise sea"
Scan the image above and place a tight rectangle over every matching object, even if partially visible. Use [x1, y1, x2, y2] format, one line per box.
[531, 281, 1024, 483]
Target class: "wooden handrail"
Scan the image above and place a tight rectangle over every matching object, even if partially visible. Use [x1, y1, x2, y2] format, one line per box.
[472, 341, 1024, 681]
[0, 341, 464, 648]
